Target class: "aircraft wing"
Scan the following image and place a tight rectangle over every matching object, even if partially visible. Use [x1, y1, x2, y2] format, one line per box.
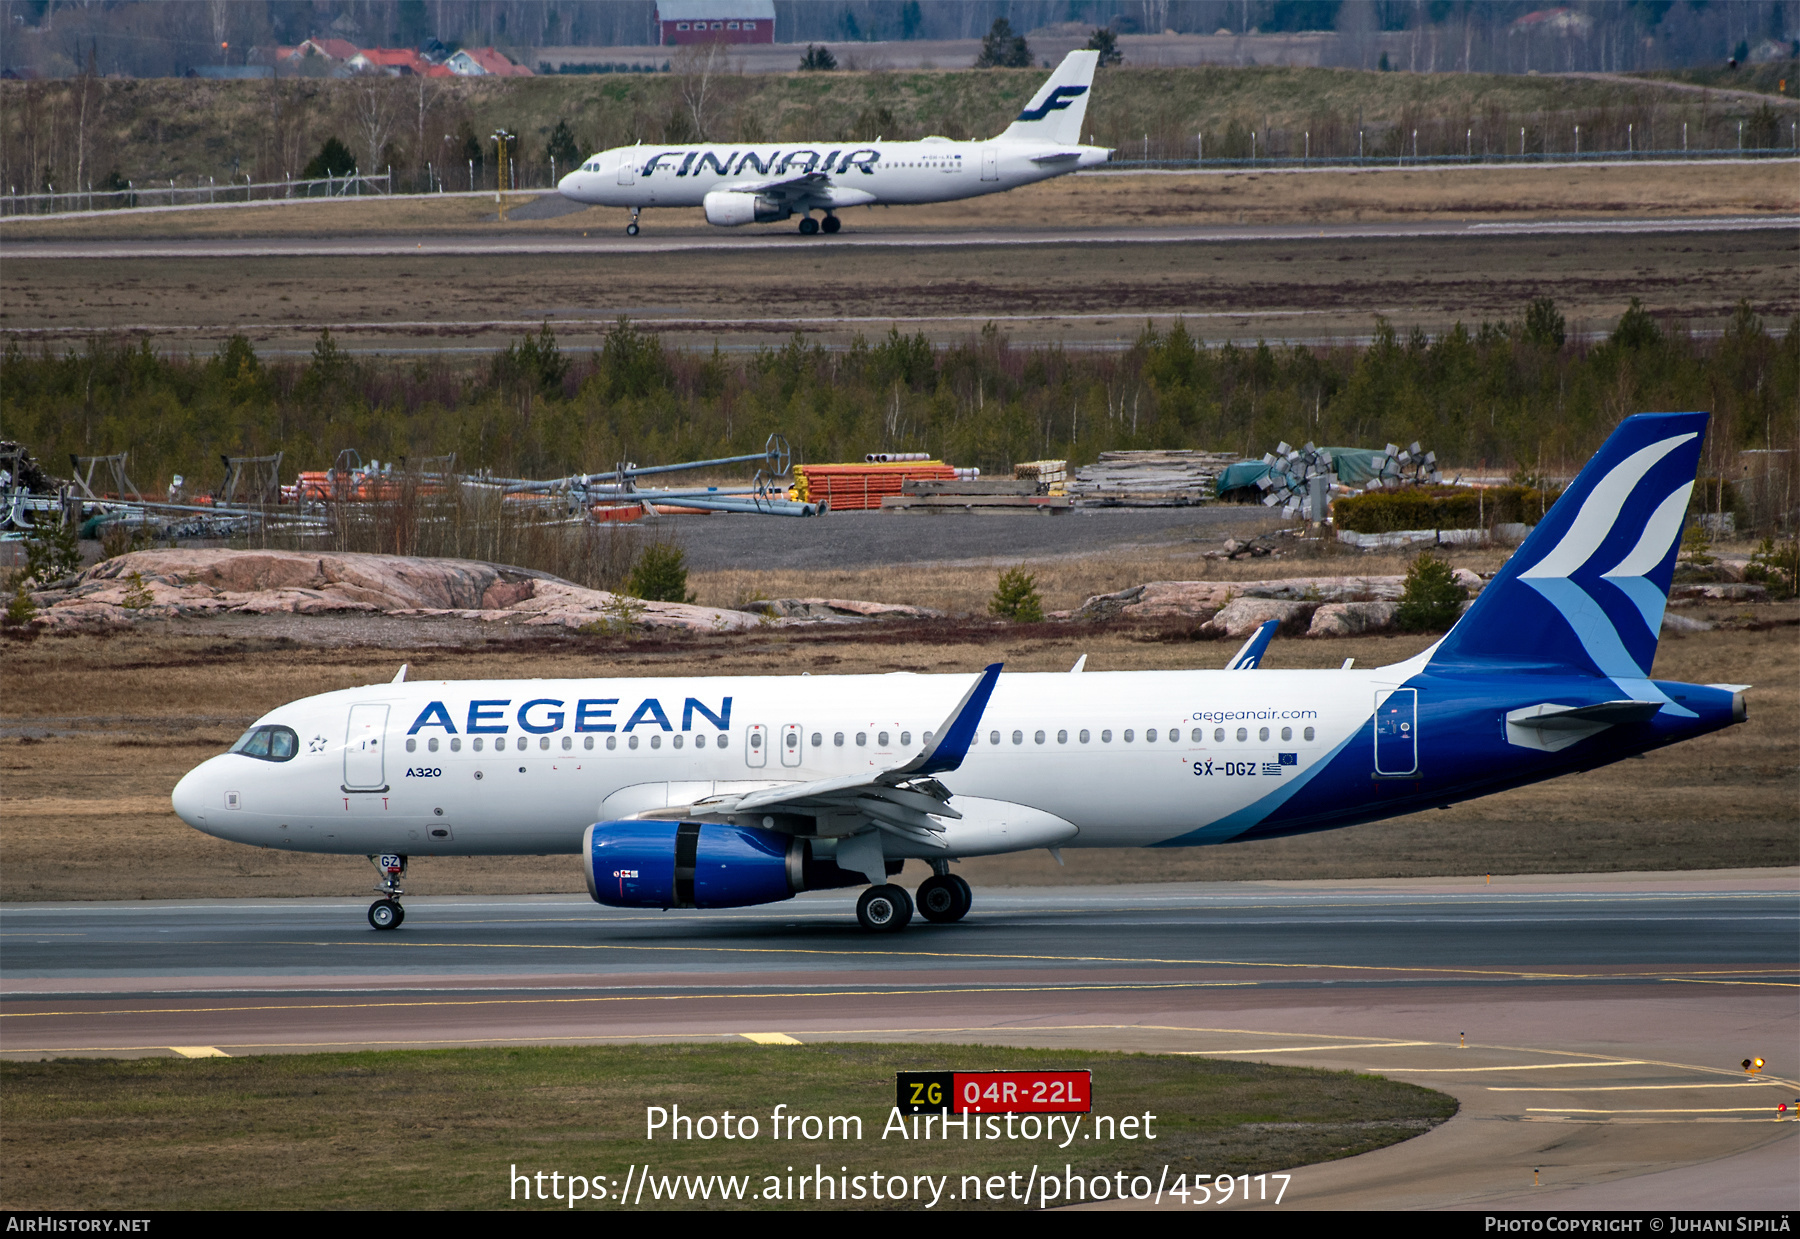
[657, 664, 1004, 847]
[715, 171, 830, 197]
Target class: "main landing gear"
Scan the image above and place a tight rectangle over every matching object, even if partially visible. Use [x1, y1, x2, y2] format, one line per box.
[368, 853, 406, 931]
[856, 866, 972, 932]
[797, 213, 840, 237]
[917, 872, 972, 924]
[625, 207, 641, 237]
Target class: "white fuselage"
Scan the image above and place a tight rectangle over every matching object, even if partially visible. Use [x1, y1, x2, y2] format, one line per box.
[555, 138, 1111, 212]
[172, 667, 1379, 858]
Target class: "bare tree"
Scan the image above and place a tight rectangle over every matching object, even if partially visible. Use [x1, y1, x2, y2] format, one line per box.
[353, 77, 402, 179]
[673, 39, 735, 143]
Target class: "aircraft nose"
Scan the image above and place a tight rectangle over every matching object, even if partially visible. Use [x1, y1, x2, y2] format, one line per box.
[171, 759, 215, 829]
[557, 168, 581, 198]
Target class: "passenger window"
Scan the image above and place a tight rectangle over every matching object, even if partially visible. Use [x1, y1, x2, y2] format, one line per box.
[856, 732, 867, 746]
[628, 735, 639, 750]
[650, 735, 662, 749]
[406, 738, 417, 753]
[1145, 729, 1156, 743]
[450, 738, 461, 752]
[1214, 727, 1225, 742]
[1034, 730, 1045, 744]
[607, 736, 617, 750]
[834, 732, 844, 747]
[1012, 730, 1023, 745]
[473, 737, 484, 751]
[429, 737, 440, 752]
[900, 731, 911, 746]
[878, 731, 889, 747]
[751, 732, 762, 750]
[1304, 726, 1315, 741]
[561, 735, 571, 751]
[515, 736, 527, 752]
[539, 736, 550, 750]
[1236, 727, 1248, 742]
[673, 735, 684, 749]
[785, 732, 797, 748]
[1191, 728, 1202, 742]
[1123, 729, 1134, 742]
[923, 731, 933, 744]
[1259, 727, 1270, 741]
[812, 732, 823, 747]
[1281, 726, 1292, 741]
[1101, 729, 1112, 742]
[584, 736, 594, 750]
[716, 733, 728, 748]
[1079, 729, 1089, 743]
[989, 730, 1000, 745]
[1057, 729, 1067, 744]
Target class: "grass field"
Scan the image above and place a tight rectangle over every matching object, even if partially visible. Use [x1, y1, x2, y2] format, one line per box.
[4, 62, 1793, 194]
[3, 564, 1793, 900]
[0, 1042, 1455, 1210]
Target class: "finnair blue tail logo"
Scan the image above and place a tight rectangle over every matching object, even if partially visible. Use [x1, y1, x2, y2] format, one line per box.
[1016, 85, 1088, 121]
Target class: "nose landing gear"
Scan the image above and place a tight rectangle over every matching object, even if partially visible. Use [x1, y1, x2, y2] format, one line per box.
[626, 207, 641, 237]
[368, 853, 407, 930]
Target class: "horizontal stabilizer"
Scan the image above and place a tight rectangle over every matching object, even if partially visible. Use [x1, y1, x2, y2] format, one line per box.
[1505, 699, 1660, 752]
[1507, 700, 1663, 729]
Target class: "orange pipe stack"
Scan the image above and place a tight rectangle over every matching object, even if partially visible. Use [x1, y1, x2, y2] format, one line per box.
[793, 462, 957, 511]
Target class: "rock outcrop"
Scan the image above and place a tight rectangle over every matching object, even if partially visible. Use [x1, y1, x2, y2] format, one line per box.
[29, 549, 763, 632]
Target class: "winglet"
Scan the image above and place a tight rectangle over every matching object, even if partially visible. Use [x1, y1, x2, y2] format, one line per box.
[890, 663, 1002, 779]
[391, 664, 409, 684]
[1225, 621, 1278, 670]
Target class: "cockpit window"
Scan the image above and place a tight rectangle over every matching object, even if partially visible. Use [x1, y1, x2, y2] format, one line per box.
[231, 725, 299, 762]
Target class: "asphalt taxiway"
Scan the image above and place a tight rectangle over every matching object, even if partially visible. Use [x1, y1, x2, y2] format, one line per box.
[2, 213, 1791, 261]
[3, 872, 1795, 1209]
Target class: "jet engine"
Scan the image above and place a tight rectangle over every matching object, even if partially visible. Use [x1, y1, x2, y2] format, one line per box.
[702, 191, 789, 227]
[583, 820, 869, 909]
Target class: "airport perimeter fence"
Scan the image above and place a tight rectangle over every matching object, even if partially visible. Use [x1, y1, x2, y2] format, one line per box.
[0, 171, 393, 217]
[1104, 145, 1799, 170]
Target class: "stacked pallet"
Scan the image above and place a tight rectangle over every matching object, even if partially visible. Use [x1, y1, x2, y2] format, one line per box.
[1014, 459, 1068, 495]
[1068, 449, 1240, 506]
[791, 461, 957, 511]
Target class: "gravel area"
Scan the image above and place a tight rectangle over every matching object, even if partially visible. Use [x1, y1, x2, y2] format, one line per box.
[671, 505, 1273, 572]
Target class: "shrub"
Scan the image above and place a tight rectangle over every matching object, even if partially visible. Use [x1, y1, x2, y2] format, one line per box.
[990, 566, 1043, 622]
[302, 136, 357, 180]
[24, 516, 81, 585]
[1744, 537, 1797, 599]
[798, 44, 837, 71]
[1333, 486, 1559, 533]
[625, 543, 695, 603]
[1394, 552, 1467, 632]
[120, 571, 153, 610]
[4, 581, 36, 626]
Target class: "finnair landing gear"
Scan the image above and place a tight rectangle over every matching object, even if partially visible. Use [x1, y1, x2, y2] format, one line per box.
[821, 214, 841, 234]
[857, 884, 913, 932]
[798, 215, 820, 236]
[626, 207, 641, 237]
[917, 872, 971, 924]
[368, 853, 407, 931]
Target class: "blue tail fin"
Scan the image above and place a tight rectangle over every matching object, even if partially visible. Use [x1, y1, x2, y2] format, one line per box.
[1430, 411, 1707, 691]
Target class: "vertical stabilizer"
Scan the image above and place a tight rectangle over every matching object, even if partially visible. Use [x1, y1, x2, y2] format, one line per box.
[1000, 50, 1100, 146]
[1430, 412, 1708, 702]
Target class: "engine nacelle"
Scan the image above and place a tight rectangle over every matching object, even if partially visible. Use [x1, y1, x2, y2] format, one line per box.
[583, 820, 867, 909]
[703, 191, 789, 227]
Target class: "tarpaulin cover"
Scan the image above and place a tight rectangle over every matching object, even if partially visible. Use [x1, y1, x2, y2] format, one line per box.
[1214, 447, 1391, 497]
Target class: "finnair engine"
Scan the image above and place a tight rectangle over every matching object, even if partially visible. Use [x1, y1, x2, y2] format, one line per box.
[703, 191, 789, 227]
[582, 820, 871, 909]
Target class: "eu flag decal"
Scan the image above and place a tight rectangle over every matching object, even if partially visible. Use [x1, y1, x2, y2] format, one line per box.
[1278, 752, 1298, 765]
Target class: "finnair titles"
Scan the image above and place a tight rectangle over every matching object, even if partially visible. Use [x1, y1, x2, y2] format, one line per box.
[173, 412, 1747, 933]
[555, 50, 1111, 235]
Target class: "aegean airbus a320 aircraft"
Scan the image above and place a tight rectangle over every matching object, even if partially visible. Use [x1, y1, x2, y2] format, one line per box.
[554, 49, 1111, 235]
[174, 413, 1746, 933]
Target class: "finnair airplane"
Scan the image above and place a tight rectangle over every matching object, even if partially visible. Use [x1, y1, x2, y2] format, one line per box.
[555, 50, 1111, 235]
[173, 413, 1745, 933]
